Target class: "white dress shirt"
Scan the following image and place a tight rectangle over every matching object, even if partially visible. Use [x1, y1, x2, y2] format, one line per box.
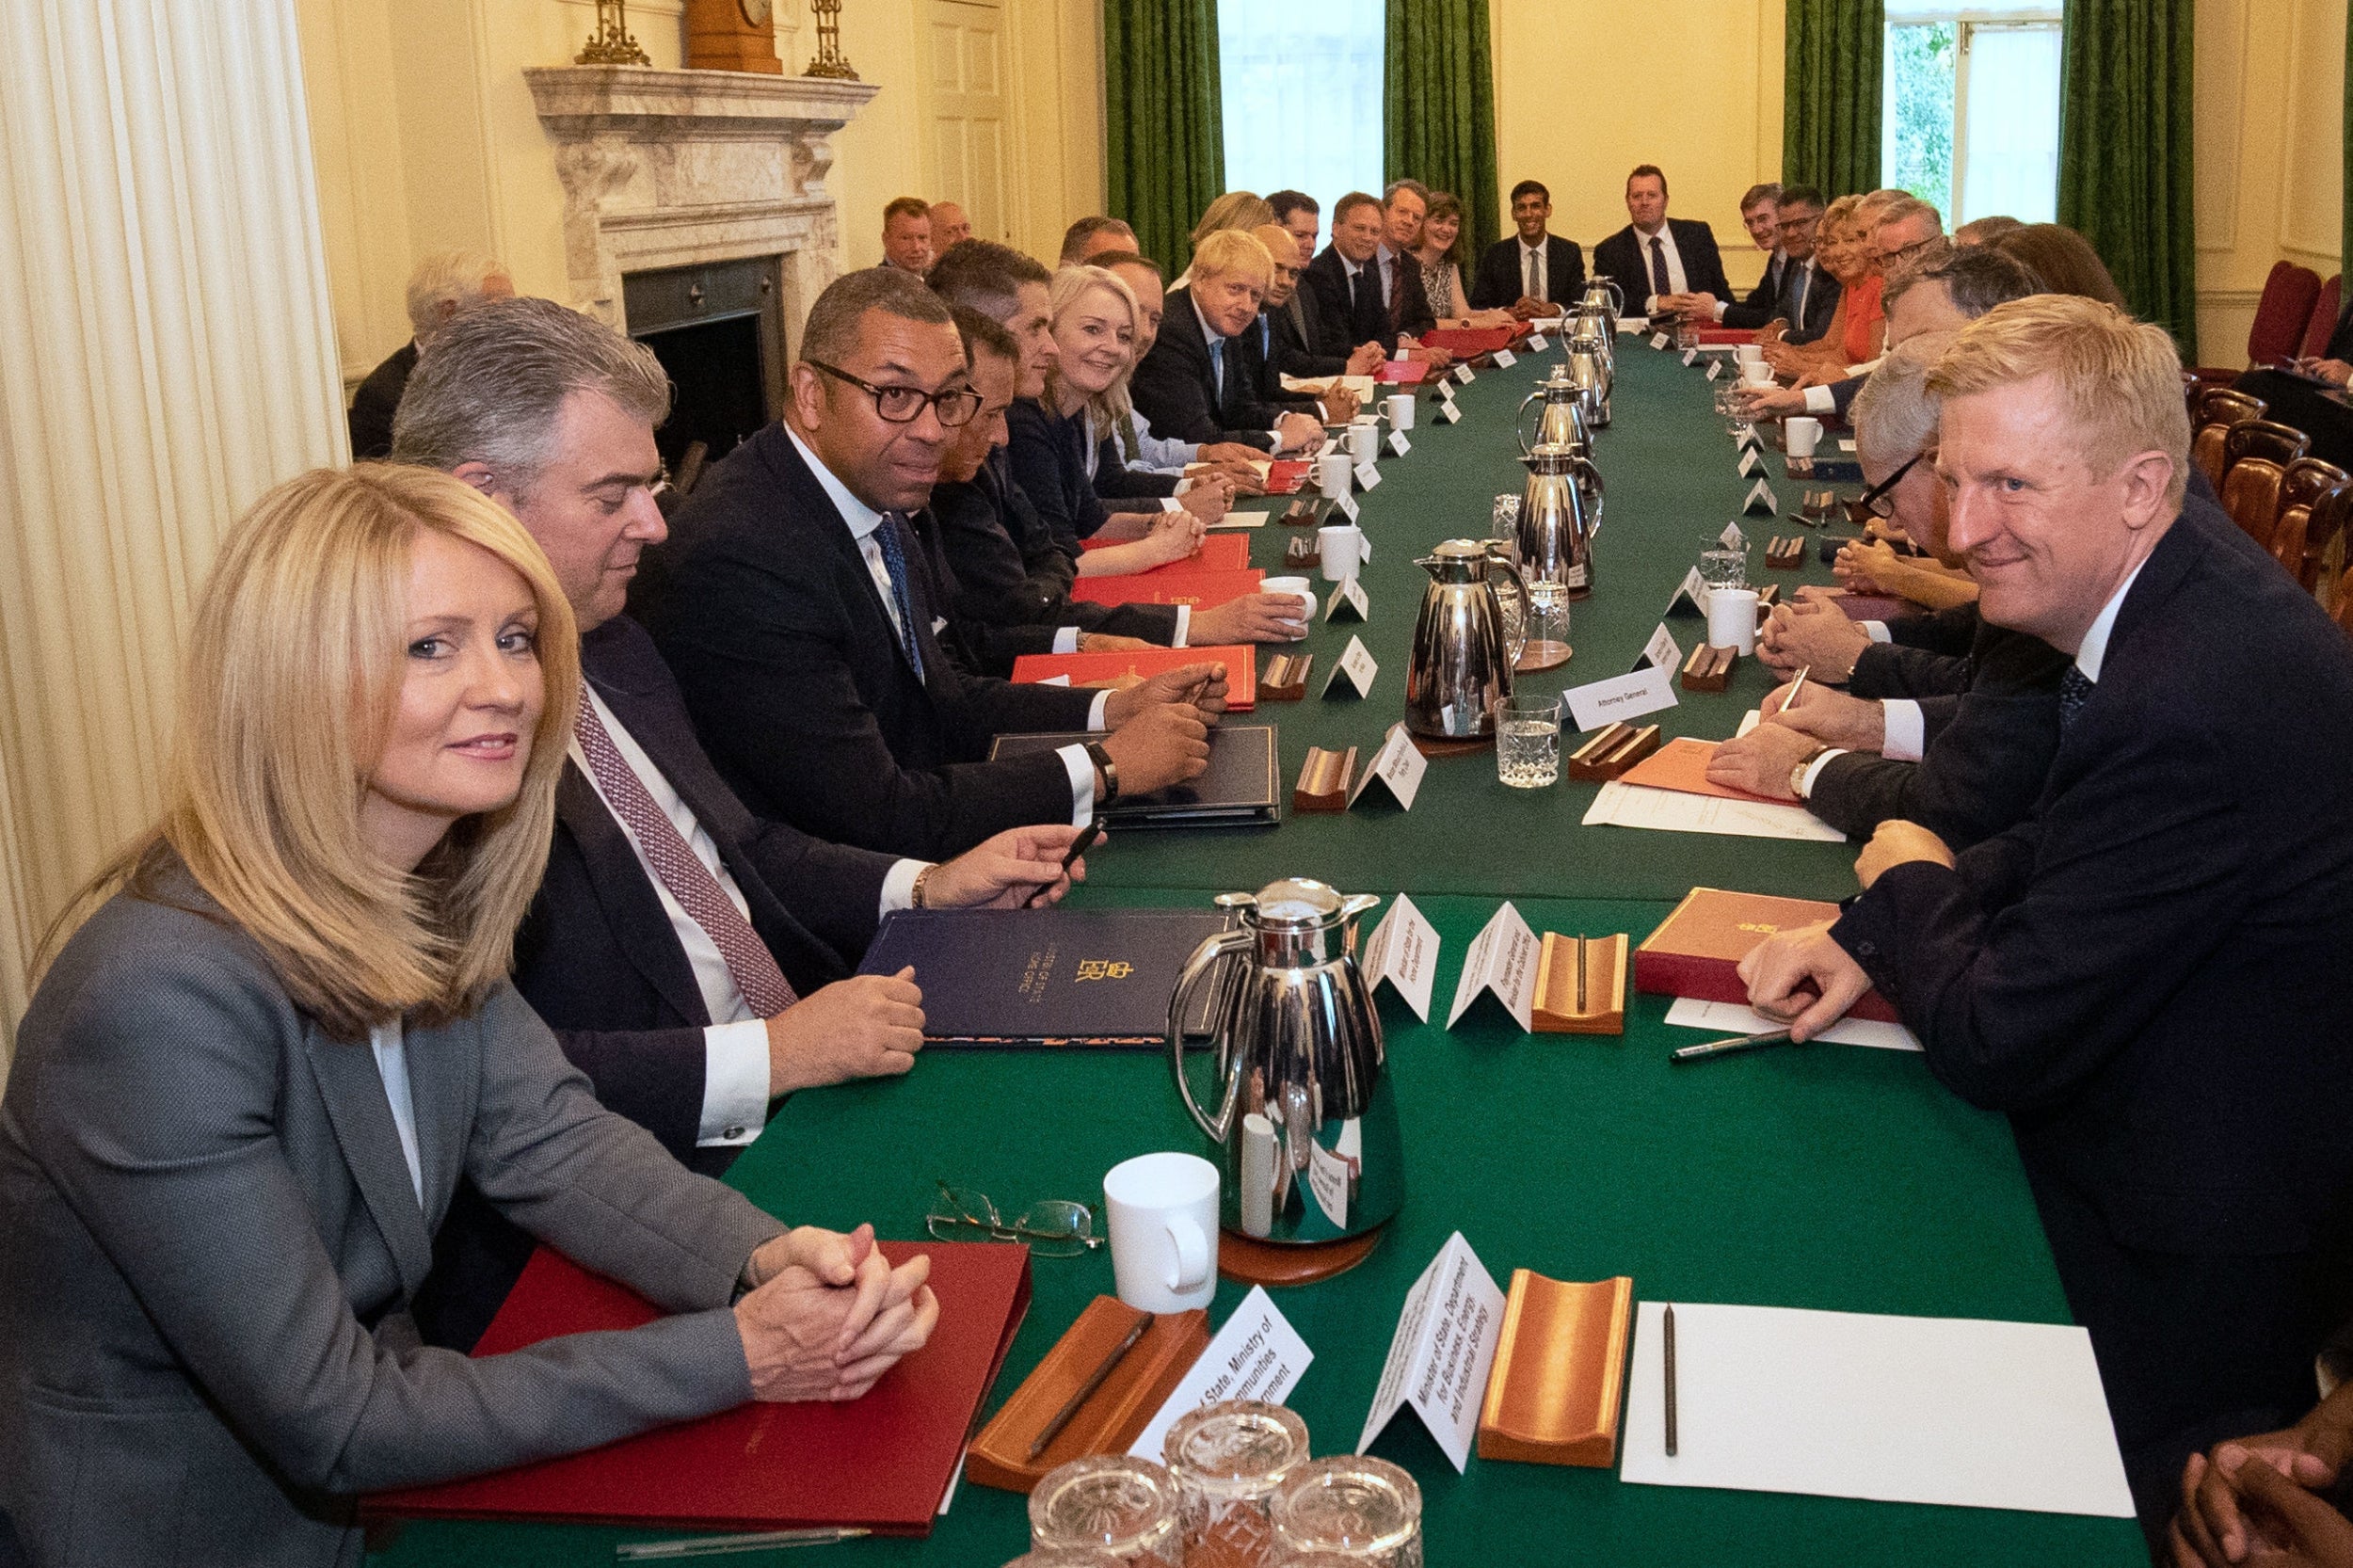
[1715, 249, 1789, 320]
[368, 1018, 425, 1208]
[785, 426, 1109, 824]
[1634, 223, 1689, 311]
[2073, 556, 2150, 682]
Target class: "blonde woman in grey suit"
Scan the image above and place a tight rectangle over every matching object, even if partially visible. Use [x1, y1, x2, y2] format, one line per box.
[0, 465, 936, 1568]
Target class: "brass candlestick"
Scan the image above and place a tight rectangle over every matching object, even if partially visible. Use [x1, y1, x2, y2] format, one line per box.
[805, 0, 859, 79]
[576, 0, 651, 66]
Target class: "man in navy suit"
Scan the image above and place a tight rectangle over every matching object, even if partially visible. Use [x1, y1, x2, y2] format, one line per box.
[1675, 184, 1840, 341]
[1591, 165, 1732, 317]
[1740, 296, 2353, 1543]
[392, 298, 1089, 1345]
[1468, 180, 1587, 316]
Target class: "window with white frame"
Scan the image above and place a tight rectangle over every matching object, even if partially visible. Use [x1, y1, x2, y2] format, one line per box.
[1882, 4, 2063, 227]
[1217, 1, 1385, 236]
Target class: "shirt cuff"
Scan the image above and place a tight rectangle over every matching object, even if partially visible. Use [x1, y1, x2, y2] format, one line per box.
[1162, 494, 1185, 510]
[879, 857, 927, 917]
[1798, 748, 1848, 799]
[1881, 699, 1926, 763]
[697, 1020, 774, 1146]
[1802, 385, 1836, 414]
[1057, 743, 1097, 827]
[1712, 300, 1728, 321]
[1171, 604, 1191, 647]
[1864, 621, 1893, 644]
[1086, 690, 1112, 730]
[1052, 625, 1081, 654]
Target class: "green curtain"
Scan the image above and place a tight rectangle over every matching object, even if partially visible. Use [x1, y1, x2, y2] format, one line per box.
[1384, 0, 1501, 254]
[2057, 0, 2197, 358]
[1783, 0, 1884, 196]
[1102, 0, 1225, 278]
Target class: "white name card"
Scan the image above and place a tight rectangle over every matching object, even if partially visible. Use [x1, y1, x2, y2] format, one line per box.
[1349, 722, 1427, 810]
[1452, 365, 1476, 386]
[1323, 580, 1371, 624]
[1130, 1286, 1314, 1462]
[1564, 664, 1679, 733]
[1705, 359, 1724, 381]
[1667, 565, 1712, 619]
[1359, 892, 1438, 1021]
[1355, 460, 1382, 490]
[1719, 520, 1748, 551]
[1493, 347, 1518, 367]
[1387, 430, 1412, 456]
[1356, 1231, 1507, 1474]
[1650, 331, 1672, 350]
[1322, 632, 1377, 696]
[1737, 448, 1761, 478]
[1732, 423, 1762, 451]
[1742, 477, 1778, 516]
[1681, 346, 1700, 367]
[1446, 901, 1541, 1032]
[1436, 401, 1464, 425]
[1527, 332, 1549, 352]
[1641, 621, 1685, 672]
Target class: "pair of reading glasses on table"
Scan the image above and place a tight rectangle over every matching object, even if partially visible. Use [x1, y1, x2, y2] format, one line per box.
[927, 1181, 1101, 1256]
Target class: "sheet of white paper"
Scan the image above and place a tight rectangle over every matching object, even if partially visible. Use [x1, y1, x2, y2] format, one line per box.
[1037, 674, 1071, 686]
[1619, 1301, 2135, 1518]
[1280, 375, 1376, 398]
[1564, 665, 1679, 732]
[1445, 902, 1538, 1031]
[1735, 708, 1762, 737]
[1839, 438, 1858, 452]
[1582, 780, 1848, 842]
[1360, 892, 1438, 1021]
[1356, 1232, 1507, 1473]
[1663, 996, 1921, 1051]
[1129, 1286, 1314, 1463]
[1211, 510, 1270, 529]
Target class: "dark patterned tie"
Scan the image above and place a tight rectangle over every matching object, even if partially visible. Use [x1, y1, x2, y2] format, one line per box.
[1526, 246, 1540, 300]
[1650, 235, 1671, 300]
[573, 688, 797, 1019]
[872, 512, 925, 680]
[2058, 666, 2094, 734]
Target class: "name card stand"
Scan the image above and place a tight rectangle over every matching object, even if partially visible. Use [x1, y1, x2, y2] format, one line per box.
[1530, 932, 1628, 1035]
[1284, 536, 1321, 570]
[1764, 536, 1807, 570]
[1755, 584, 1782, 609]
[1280, 499, 1325, 527]
[1681, 644, 1737, 693]
[1260, 652, 1312, 702]
[1294, 745, 1357, 813]
[1741, 479, 1779, 517]
[1565, 721, 1661, 782]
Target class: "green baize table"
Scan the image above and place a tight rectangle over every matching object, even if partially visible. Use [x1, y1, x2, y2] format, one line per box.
[378, 344, 2147, 1565]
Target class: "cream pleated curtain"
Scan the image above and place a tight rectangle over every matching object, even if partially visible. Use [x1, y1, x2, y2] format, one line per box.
[0, 0, 348, 1071]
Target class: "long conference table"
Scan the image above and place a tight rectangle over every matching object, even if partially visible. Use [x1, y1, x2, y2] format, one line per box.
[376, 342, 2148, 1566]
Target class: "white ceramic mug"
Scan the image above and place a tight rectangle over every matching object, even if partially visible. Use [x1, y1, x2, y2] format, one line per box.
[1318, 453, 1352, 500]
[1785, 416, 1823, 457]
[1385, 393, 1415, 431]
[1707, 586, 1761, 654]
[1347, 422, 1379, 462]
[1739, 360, 1773, 388]
[1259, 575, 1317, 631]
[1103, 1152, 1219, 1312]
[1318, 523, 1364, 582]
[1735, 343, 1764, 365]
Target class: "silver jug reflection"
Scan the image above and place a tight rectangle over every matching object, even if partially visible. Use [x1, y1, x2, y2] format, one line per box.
[1579, 277, 1623, 340]
[1516, 366, 1591, 458]
[1405, 538, 1529, 739]
[1518, 442, 1601, 600]
[1572, 302, 1615, 370]
[1566, 337, 1611, 429]
[1167, 880, 1403, 1244]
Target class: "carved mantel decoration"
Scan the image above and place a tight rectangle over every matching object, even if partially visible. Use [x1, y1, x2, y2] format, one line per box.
[526, 66, 880, 332]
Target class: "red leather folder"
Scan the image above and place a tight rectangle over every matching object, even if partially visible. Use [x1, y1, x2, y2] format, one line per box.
[1012, 644, 1257, 708]
[1420, 326, 1517, 356]
[1078, 534, 1251, 572]
[1265, 460, 1312, 494]
[367, 1240, 1031, 1537]
[1694, 327, 1757, 345]
[1067, 568, 1264, 609]
[1375, 360, 1430, 384]
[1634, 887, 1900, 1023]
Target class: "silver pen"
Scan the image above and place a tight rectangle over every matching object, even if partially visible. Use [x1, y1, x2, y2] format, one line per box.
[616, 1528, 872, 1560]
[1781, 664, 1812, 714]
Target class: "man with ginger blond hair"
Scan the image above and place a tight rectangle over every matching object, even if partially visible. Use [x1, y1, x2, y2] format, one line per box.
[1739, 295, 2353, 1542]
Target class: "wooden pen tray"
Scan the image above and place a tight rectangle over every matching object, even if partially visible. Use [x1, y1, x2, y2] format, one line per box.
[967, 1296, 1209, 1493]
[1477, 1272, 1635, 1467]
[1531, 932, 1626, 1034]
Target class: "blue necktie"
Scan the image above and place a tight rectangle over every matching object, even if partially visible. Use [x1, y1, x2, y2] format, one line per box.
[1260, 314, 1272, 360]
[872, 512, 924, 680]
[2057, 666, 2093, 733]
[1208, 336, 1225, 401]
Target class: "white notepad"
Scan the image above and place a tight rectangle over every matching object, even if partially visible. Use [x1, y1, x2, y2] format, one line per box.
[1663, 996, 1920, 1051]
[1581, 780, 1846, 842]
[1620, 1302, 2135, 1518]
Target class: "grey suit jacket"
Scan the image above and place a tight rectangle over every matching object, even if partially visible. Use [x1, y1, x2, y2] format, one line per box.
[0, 868, 787, 1568]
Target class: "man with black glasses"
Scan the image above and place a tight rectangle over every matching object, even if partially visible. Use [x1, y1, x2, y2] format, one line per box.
[633, 268, 1225, 860]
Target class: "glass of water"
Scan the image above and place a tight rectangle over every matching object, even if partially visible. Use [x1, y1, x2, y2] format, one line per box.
[1700, 547, 1748, 593]
[1490, 493, 1521, 555]
[1496, 693, 1561, 789]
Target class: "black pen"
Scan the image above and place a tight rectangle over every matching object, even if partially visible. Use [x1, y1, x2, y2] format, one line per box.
[1026, 821, 1104, 909]
[1670, 1027, 1796, 1064]
[1663, 1304, 1678, 1458]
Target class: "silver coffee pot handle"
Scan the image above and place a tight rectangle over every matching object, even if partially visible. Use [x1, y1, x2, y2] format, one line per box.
[1167, 926, 1255, 1144]
[1573, 454, 1606, 536]
[1514, 388, 1545, 457]
[1484, 543, 1531, 666]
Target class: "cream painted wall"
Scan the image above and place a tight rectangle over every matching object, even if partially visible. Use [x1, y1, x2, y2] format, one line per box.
[2195, 0, 2345, 360]
[297, 0, 1103, 389]
[1492, 0, 1787, 296]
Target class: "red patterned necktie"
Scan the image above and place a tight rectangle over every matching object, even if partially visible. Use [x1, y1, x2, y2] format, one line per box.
[572, 685, 798, 1018]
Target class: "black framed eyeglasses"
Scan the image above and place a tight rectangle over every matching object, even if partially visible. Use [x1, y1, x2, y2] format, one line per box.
[1855, 451, 1925, 518]
[805, 360, 984, 426]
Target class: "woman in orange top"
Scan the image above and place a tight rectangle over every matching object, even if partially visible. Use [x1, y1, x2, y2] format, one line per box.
[1761, 198, 1886, 386]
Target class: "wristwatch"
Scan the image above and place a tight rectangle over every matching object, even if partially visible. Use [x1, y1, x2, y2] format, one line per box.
[1085, 740, 1119, 805]
[1788, 744, 1831, 800]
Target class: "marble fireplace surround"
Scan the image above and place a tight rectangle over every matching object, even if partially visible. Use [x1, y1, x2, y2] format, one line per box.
[524, 66, 881, 336]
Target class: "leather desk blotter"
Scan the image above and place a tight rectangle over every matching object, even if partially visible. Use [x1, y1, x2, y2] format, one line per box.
[1478, 1272, 1635, 1466]
[368, 1240, 1030, 1537]
[1078, 534, 1251, 572]
[1068, 568, 1265, 609]
[967, 1296, 1209, 1493]
[1635, 887, 1899, 1023]
[1011, 645, 1257, 709]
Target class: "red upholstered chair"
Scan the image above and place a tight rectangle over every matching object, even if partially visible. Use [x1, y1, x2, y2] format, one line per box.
[2302, 276, 2344, 361]
[2249, 261, 2324, 366]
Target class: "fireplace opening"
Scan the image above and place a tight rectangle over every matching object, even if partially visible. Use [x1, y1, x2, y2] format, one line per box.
[625, 256, 789, 480]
